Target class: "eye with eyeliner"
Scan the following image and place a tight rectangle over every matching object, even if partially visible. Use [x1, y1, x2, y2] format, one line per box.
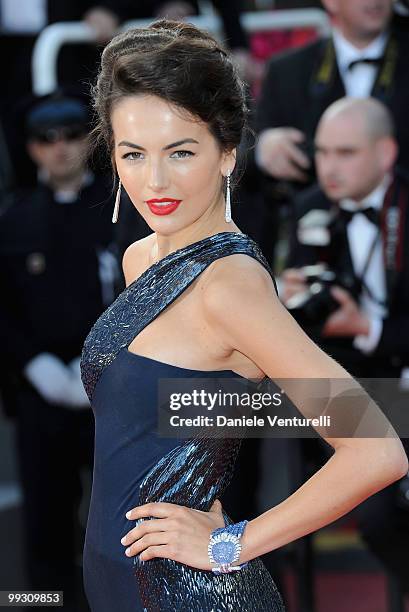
[121, 150, 195, 161]
[171, 150, 195, 159]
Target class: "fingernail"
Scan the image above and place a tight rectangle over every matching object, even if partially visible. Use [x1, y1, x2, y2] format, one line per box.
[126, 511, 131, 519]
[125, 547, 131, 556]
[121, 536, 126, 544]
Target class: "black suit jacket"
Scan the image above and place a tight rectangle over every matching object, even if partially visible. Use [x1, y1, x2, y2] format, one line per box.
[256, 30, 409, 178]
[0, 175, 116, 370]
[0, 174, 119, 417]
[286, 171, 409, 377]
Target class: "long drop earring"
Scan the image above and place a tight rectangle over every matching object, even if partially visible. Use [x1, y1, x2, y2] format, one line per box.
[225, 171, 232, 223]
[112, 178, 121, 224]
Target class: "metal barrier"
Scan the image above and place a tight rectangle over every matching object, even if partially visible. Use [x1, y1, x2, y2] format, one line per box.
[32, 9, 330, 95]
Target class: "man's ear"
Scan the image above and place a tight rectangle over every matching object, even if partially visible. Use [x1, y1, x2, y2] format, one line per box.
[378, 137, 399, 174]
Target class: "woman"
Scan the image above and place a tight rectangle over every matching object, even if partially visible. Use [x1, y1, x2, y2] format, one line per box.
[80, 19, 408, 611]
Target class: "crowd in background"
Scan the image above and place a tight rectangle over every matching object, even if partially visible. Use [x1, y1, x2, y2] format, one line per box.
[0, 1, 408, 610]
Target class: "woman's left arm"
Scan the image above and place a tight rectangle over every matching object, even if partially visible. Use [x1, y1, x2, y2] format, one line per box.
[122, 256, 408, 567]
[200, 257, 408, 563]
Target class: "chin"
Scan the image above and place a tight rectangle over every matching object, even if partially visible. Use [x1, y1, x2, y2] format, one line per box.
[367, 24, 388, 38]
[362, 14, 390, 35]
[143, 215, 192, 236]
[322, 185, 347, 201]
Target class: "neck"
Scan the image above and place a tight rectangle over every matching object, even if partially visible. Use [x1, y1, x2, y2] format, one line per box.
[336, 24, 384, 50]
[47, 169, 87, 193]
[149, 196, 241, 263]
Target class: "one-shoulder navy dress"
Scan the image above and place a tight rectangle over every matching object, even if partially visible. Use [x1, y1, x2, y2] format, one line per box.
[80, 232, 285, 612]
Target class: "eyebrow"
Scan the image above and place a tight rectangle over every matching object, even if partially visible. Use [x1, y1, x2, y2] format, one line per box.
[117, 138, 199, 151]
[315, 143, 358, 153]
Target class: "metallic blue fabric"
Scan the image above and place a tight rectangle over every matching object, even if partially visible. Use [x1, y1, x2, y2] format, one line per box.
[81, 232, 285, 611]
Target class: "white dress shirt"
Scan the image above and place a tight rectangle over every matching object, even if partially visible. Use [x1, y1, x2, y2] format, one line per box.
[339, 175, 391, 354]
[332, 28, 388, 98]
[38, 169, 95, 204]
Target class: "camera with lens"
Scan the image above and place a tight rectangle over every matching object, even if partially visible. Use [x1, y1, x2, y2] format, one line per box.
[285, 264, 359, 330]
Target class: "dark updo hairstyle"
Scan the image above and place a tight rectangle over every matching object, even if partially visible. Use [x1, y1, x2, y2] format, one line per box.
[91, 19, 249, 186]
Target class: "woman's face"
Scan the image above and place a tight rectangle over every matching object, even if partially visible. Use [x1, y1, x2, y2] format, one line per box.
[112, 94, 235, 234]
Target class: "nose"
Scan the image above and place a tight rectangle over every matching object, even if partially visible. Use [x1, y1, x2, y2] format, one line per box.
[51, 139, 69, 154]
[146, 158, 170, 192]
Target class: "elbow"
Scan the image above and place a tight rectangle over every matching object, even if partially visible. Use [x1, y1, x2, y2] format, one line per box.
[352, 437, 409, 491]
[379, 439, 408, 485]
[394, 450, 409, 481]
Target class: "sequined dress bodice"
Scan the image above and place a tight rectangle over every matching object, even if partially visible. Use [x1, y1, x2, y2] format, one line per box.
[80, 232, 285, 612]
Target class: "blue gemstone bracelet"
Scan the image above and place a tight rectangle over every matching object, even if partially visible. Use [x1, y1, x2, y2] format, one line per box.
[208, 520, 249, 574]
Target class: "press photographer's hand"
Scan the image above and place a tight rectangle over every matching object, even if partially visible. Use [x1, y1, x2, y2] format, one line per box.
[322, 286, 370, 337]
[256, 127, 311, 182]
[280, 268, 308, 304]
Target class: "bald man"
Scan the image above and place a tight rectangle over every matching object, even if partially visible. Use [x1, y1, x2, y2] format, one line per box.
[282, 97, 408, 373]
[281, 97, 409, 594]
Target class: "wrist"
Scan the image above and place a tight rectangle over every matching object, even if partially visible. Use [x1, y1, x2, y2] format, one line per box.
[238, 519, 259, 564]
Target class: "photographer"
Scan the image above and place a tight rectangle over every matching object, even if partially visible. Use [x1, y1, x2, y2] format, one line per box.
[282, 96, 409, 377]
[281, 97, 409, 594]
[255, 0, 409, 188]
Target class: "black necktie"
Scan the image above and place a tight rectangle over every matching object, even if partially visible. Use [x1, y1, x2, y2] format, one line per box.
[347, 57, 382, 71]
[339, 206, 380, 226]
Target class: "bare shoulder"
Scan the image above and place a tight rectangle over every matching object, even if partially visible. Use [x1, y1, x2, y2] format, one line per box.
[201, 252, 278, 320]
[122, 233, 155, 287]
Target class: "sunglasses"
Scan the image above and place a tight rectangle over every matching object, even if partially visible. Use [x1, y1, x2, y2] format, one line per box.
[32, 125, 88, 143]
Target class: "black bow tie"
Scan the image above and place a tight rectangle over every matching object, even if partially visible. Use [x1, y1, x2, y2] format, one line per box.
[338, 206, 381, 226]
[347, 57, 382, 71]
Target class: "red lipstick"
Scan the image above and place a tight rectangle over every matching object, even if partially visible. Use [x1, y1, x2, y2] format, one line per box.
[146, 198, 182, 216]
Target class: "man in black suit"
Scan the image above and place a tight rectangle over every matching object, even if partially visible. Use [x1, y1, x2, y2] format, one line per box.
[255, 0, 409, 187]
[281, 97, 409, 593]
[282, 97, 408, 377]
[0, 94, 119, 609]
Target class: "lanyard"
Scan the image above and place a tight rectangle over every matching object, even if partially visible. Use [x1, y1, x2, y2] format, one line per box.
[382, 177, 406, 301]
[311, 35, 398, 101]
[350, 176, 406, 310]
[354, 228, 385, 307]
